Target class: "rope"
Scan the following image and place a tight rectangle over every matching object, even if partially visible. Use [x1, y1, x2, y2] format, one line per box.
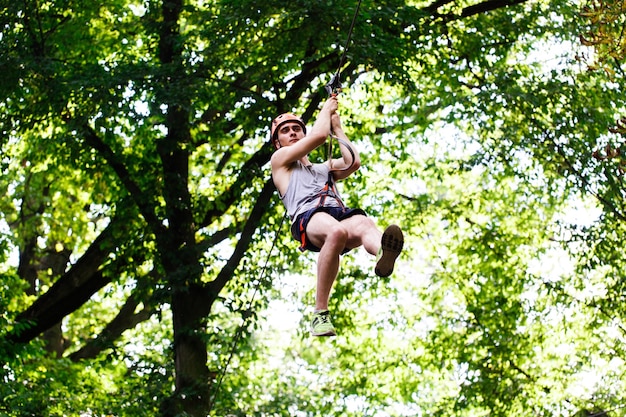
[327, 135, 356, 174]
[208, 209, 288, 414]
[325, 0, 363, 168]
[336, 0, 363, 79]
[325, 0, 364, 94]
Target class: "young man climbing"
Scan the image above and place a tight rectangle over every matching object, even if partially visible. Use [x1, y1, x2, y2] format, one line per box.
[270, 95, 404, 337]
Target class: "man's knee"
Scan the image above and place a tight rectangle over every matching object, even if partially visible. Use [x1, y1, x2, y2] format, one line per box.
[326, 225, 349, 247]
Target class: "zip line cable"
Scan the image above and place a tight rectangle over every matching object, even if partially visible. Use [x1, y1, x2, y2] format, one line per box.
[325, 0, 364, 95]
[339, 0, 363, 73]
[325, 0, 363, 168]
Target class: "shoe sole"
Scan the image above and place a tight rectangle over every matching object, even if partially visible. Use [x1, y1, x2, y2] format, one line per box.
[311, 330, 336, 337]
[375, 224, 404, 277]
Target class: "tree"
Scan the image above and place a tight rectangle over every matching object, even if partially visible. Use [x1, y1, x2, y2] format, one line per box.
[1, 0, 626, 416]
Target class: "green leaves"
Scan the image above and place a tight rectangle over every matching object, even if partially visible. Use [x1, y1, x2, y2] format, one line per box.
[2, 0, 626, 415]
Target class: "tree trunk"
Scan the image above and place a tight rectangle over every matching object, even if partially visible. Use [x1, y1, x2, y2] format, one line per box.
[156, 0, 213, 414]
[170, 287, 212, 416]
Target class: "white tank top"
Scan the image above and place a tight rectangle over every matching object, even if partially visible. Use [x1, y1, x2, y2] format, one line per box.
[278, 161, 343, 224]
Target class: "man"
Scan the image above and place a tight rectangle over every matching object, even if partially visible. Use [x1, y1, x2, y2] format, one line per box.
[270, 95, 404, 337]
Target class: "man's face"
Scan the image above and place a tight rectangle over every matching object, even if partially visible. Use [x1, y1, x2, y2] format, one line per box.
[275, 122, 304, 148]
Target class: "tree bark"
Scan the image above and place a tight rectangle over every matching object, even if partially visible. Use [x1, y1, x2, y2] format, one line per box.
[156, 0, 212, 414]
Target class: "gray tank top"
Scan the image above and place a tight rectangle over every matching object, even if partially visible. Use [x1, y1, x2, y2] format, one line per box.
[279, 161, 343, 222]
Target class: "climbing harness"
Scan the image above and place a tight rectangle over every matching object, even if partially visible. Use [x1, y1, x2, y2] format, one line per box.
[293, 135, 357, 252]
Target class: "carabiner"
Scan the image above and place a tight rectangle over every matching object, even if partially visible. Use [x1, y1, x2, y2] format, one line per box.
[324, 72, 342, 96]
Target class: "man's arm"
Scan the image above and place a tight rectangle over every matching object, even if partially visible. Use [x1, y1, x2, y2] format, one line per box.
[270, 97, 338, 194]
[271, 97, 337, 168]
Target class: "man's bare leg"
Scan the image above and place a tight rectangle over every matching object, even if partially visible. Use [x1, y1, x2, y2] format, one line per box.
[340, 215, 382, 255]
[306, 213, 347, 336]
[309, 220, 348, 310]
[339, 216, 404, 277]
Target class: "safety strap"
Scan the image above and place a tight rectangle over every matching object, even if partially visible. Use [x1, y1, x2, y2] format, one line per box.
[317, 171, 345, 209]
[297, 171, 344, 251]
[318, 135, 355, 209]
[297, 169, 345, 211]
[296, 145, 351, 252]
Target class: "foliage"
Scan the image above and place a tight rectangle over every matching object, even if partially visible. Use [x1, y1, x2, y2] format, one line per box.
[580, 0, 626, 73]
[1, 0, 626, 416]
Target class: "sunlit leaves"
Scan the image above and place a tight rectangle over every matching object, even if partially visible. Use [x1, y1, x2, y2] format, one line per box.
[2, 0, 626, 415]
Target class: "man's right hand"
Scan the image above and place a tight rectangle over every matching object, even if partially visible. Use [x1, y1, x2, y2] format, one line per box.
[322, 95, 338, 116]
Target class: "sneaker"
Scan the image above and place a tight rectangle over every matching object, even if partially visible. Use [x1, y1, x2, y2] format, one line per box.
[375, 224, 404, 277]
[310, 310, 336, 337]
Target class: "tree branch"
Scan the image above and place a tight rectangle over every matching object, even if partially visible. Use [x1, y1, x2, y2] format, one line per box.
[69, 291, 154, 361]
[6, 215, 123, 345]
[207, 178, 277, 300]
[80, 123, 164, 235]
[199, 146, 273, 228]
[425, 0, 456, 14]
[461, 0, 529, 17]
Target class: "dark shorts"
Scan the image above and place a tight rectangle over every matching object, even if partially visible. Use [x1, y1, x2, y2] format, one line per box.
[291, 206, 367, 253]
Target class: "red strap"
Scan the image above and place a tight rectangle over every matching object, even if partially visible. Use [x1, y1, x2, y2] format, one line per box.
[316, 173, 344, 209]
[298, 173, 345, 252]
[298, 218, 307, 252]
